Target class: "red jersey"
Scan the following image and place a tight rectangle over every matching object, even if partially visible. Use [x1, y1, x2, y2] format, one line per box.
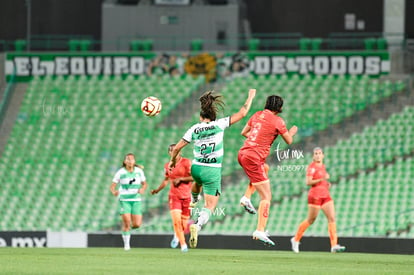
[307, 162, 330, 197]
[164, 157, 192, 199]
[239, 110, 288, 159]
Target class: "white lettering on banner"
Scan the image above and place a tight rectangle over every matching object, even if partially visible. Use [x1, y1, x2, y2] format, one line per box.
[86, 57, 102, 75]
[113, 57, 128, 75]
[255, 57, 270, 74]
[6, 55, 387, 78]
[365, 56, 381, 75]
[15, 57, 30, 76]
[295, 57, 311, 74]
[11, 237, 46, 247]
[331, 57, 347, 74]
[71, 57, 85, 75]
[55, 57, 69, 75]
[348, 56, 364, 74]
[33, 237, 47, 247]
[130, 57, 144, 74]
[103, 57, 112, 75]
[314, 57, 329, 75]
[272, 56, 286, 74]
[252, 55, 385, 75]
[0, 238, 6, 247]
[31, 57, 46, 75]
[9, 56, 147, 76]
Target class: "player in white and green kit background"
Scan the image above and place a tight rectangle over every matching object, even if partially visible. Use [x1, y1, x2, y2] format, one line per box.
[170, 89, 256, 249]
[110, 153, 147, 250]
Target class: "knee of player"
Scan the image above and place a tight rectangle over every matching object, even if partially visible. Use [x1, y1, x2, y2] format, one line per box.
[132, 223, 141, 229]
[307, 217, 317, 224]
[327, 217, 335, 223]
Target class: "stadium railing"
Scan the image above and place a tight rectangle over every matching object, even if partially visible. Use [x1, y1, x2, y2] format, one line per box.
[0, 32, 407, 52]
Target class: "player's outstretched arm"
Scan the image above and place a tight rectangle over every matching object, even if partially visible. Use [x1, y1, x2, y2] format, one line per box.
[169, 139, 189, 168]
[230, 89, 256, 125]
[151, 178, 169, 194]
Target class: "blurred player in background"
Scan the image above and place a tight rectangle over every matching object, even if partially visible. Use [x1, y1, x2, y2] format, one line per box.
[238, 95, 297, 246]
[110, 153, 147, 251]
[151, 144, 193, 253]
[290, 147, 346, 253]
[170, 89, 256, 248]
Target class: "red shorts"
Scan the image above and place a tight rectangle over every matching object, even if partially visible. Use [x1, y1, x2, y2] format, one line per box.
[238, 151, 269, 185]
[307, 193, 332, 207]
[169, 195, 191, 216]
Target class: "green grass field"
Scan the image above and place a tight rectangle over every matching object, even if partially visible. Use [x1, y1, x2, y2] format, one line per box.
[1, 248, 413, 274]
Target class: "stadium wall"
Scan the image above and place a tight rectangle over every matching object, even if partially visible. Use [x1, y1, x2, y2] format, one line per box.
[2, 231, 412, 254]
[244, 0, 384, 37]
[101, 3, 239, 51]
[89, 234, 414, 254]
[0, 0, 102, 41]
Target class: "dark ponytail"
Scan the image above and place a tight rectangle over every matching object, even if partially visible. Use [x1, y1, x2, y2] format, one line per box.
[199, 91, 224, 121]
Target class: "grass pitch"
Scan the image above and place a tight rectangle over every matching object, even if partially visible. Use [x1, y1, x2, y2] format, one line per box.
[1, 248, 413, 274]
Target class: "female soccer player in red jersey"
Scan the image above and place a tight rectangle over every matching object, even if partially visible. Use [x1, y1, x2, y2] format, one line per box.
[151, 144, 193, 252]
[290, 147, 345, 253]
[238, 95, 297, 246]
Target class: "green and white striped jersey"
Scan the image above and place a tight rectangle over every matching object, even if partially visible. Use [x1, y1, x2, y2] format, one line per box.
[183, 117, 230, 168]
[112, 167, 146, 201]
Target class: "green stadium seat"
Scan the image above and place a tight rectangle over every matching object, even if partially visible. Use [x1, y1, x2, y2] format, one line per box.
[364, 38, 376, 50]
[142, 39, 153, 51]
[130, 40, 143, 51]
[190, 39, 203, 51]
[377, 38, 388, 50]
[79, 40, 92, 51]
[14, 39, 27, 52]
[299, 38, 311, 51]
[311, 38, 323, 51]
[247, 38, 260, 51]
[68, 39, 80, 51]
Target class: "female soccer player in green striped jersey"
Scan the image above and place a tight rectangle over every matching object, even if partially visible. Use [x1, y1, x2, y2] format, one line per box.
[110, 153, 147, 250]
[170, 89, 256, 249]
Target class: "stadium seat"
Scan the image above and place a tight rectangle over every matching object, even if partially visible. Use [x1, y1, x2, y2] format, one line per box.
[377, 38, 388, 50]
[247, 38, 260, 51]
[68, 39, 81, 51]
[190, 39, 203, 51]
[364, 38, 376, 50]
[311, 38, 323, 51]
[14, 39, 27, 52]
[299, 38, 311, 51]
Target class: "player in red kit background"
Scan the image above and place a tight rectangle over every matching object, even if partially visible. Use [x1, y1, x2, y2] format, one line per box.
[238, 95, 297, 246]
[151, 144, 193, 252]
[290, 147, 346, 253]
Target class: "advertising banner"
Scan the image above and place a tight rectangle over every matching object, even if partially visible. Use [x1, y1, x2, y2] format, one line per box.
[5, 51, 389, 82]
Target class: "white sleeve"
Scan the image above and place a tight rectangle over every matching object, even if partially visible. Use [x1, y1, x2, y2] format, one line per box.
[182, 126, 194, 143]
[139, 169, 146, 182]
[112, 169, 121, 183]
[217, 117, 230, 130]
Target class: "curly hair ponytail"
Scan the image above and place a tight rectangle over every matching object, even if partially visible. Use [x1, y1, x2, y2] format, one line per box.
[199, 91, 224, 121]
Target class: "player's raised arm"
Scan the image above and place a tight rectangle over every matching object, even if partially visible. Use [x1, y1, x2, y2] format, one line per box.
[281, 125, 298, 145]
[230, 89, 256, 125]
[169, 139, 189, 168]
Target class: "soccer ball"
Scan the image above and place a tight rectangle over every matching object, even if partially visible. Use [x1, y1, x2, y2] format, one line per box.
[141, 96, 162, 116]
